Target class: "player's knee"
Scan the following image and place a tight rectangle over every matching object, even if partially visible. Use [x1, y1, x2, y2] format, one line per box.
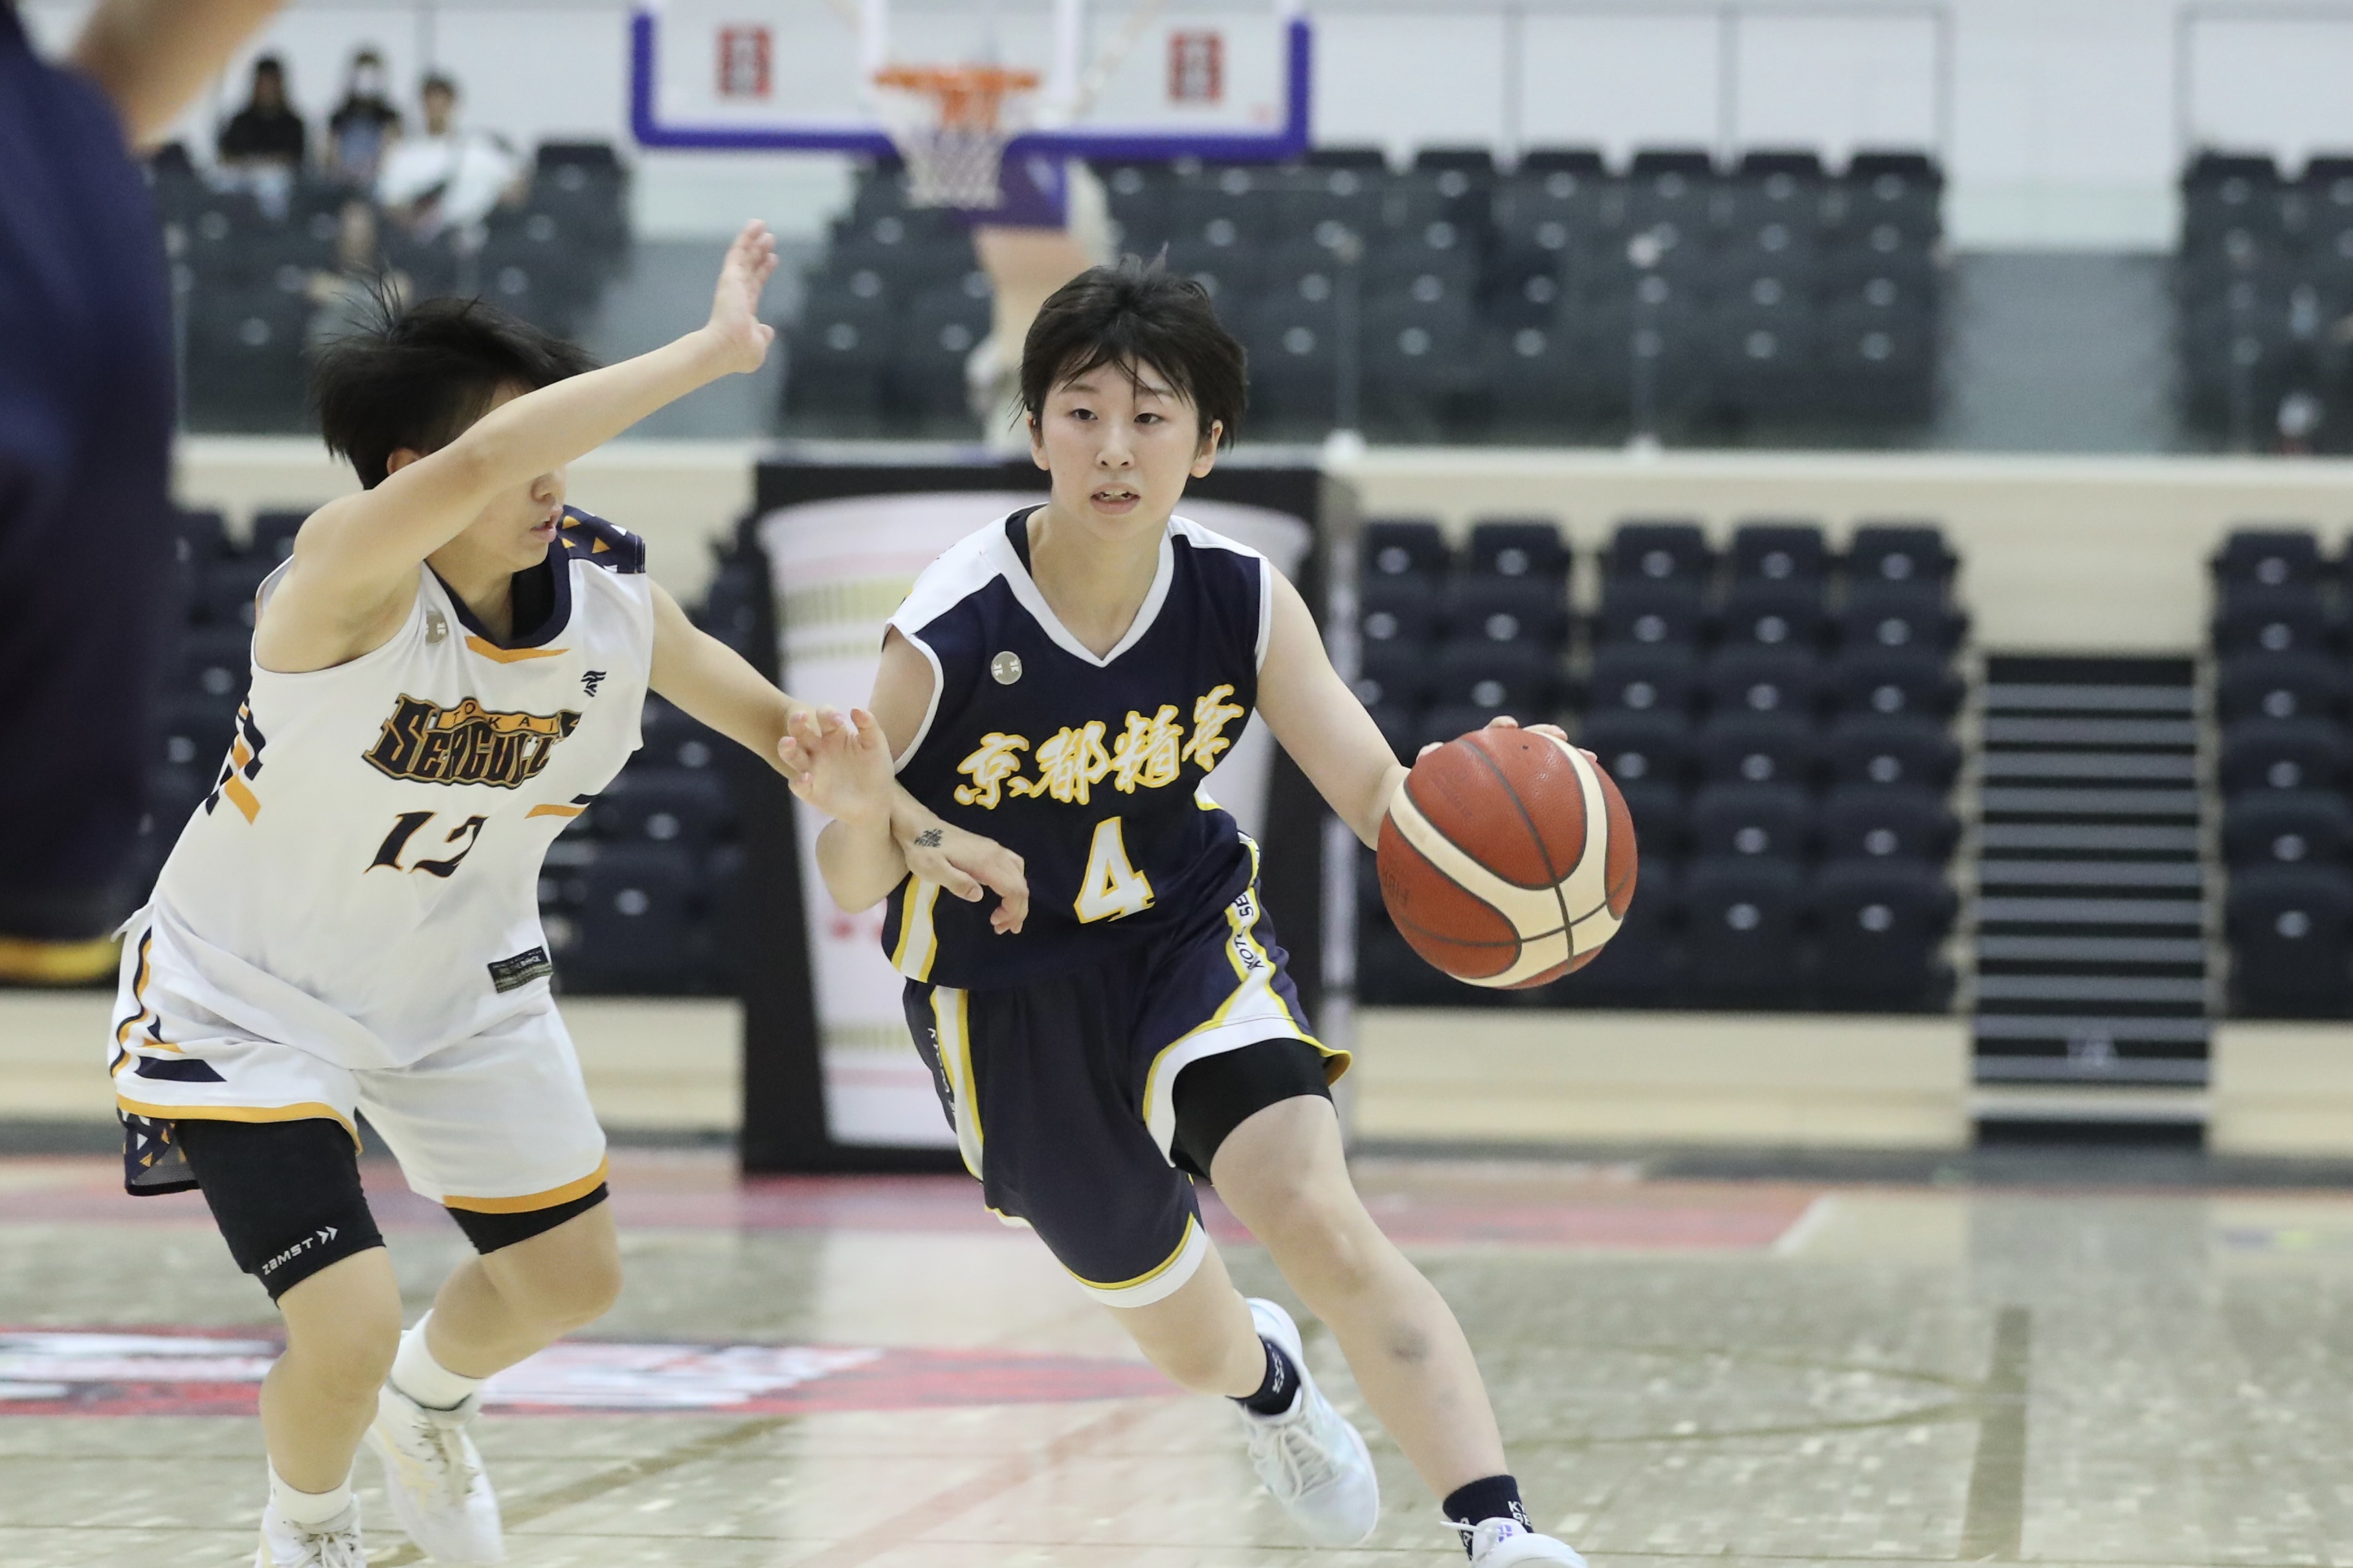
[498, 1234, 623, 1331]
[284, 1291, 402, 1400]
[1258, 1191, 1383, 1300]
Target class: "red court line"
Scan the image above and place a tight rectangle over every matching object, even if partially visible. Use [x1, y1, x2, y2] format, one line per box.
[0, 1158, 1809, 1250]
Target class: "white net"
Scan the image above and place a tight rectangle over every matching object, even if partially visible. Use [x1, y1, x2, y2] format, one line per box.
[873, 66, 1038, 210]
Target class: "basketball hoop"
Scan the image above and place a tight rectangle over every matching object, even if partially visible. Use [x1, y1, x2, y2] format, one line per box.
[873, 64, 1041, 210]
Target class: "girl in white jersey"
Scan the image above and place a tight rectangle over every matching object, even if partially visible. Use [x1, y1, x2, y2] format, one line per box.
[108, 225, 1025, 1568]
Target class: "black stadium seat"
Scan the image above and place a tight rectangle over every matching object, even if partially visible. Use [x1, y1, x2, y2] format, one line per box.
[2227, 863, 2353, 1015]
[1840, 582, 1966, 653]
[1587, 645, 1701, 715]
[570, 845, 702, 993]
[1813, 859, 1956, 1008]
[2217, 652, 2343, 722]
[1697, 711, 1817, 786]
[1821, 785, 1957, 861]
[1729, 521, 1829, 582]
[1719, 579, 1827, 648]
[1691, 783, 1812, 860]
[1827, 647, 1963, 718]
[2224, 791, 2353, 867]
[1579, 709, 1694, 791]
[1596, 579, 1707, 647]
[2220, 718, 2347, 793]
[2214, 527, 2322, 587]
[1825, 714, 1960, 790]
[1361, 519, 1450, 582]
[1464, 520, 1569, 579]
[1846, 524, 1954, 586]
[1445, 576, 1570, 648]
[2214, 585, 2337, 656]
[1682, 857, 1808, 1001]
[1607, 520, 1714, 584]
[1703, 648, 1823, 719]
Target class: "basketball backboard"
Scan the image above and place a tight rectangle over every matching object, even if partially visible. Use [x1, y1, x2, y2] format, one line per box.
[629, 0, 1310, 162]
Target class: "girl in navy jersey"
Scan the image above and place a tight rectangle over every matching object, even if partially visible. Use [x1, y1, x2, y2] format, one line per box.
[790, 259, 1588, 1566]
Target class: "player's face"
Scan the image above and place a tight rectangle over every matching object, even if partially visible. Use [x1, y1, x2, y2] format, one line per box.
[1030, 360, 1220, 533]
[454, 383, 568, 569]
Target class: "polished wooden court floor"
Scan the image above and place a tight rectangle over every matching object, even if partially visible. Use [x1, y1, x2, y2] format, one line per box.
[6, 1148, 2353, 1565]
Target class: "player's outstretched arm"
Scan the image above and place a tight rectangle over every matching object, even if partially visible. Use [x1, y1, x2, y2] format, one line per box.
[1253, 573, 1410, 850]
[800, 709, 913, 912]
[651, 587, 1027, 928]
[289, 223, 777, 608]
[71, 0, 285, 148]
[796, 630, 1027, 932]
[1256, 570, 1585, 846]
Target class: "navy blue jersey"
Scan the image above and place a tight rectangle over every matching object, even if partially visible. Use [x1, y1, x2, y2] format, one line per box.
[882, 509, 1271, 989]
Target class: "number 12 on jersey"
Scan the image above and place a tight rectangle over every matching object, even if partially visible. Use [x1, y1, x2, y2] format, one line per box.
[1076, 817, 1154, 923]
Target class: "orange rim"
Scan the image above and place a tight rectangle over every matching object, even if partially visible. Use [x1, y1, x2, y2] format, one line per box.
[873, 64, 1040, 132]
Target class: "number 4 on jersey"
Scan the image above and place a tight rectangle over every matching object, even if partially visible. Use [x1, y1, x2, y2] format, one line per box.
[1076, 817, 1154, 923]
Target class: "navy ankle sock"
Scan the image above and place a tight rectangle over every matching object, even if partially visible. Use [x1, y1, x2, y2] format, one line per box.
[1232, 1335, 1300, 1417]
[1443, 1474, 1529, 1551]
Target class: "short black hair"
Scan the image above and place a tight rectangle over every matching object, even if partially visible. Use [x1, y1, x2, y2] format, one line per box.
[313, 293, 596, 488]
[1020, 256, 1245, 447]
[421, 73, 457, 98]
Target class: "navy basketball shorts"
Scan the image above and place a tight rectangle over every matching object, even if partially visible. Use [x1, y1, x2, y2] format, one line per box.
[902, 880, 1350, 1308]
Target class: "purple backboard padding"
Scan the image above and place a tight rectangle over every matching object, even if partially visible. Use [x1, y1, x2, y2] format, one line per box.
[629, 12, 1312, 164]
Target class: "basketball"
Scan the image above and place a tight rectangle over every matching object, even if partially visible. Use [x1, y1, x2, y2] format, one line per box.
[1377, 725, 1638, 989]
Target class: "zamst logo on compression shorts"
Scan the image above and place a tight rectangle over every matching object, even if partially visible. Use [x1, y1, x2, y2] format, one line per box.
[364, 694, 583, 788]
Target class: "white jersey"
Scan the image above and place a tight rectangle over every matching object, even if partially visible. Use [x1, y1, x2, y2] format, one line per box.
[135, 508, 654, 1070]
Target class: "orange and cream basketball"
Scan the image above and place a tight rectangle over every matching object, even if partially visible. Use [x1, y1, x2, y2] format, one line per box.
[1376, 725, 1639, 989]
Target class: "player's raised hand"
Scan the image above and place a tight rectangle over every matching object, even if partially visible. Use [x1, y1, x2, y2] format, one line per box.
[703, 219, 779, 375]
[899, 821, 1031, 936]
[779, 705, 892, 826]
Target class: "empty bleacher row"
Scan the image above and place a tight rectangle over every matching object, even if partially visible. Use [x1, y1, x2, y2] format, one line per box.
[144, 507, 758, 994]
[149, 142, 630, 430]
[2176, 150, 2353, 448]
[786, 145, 1945, 441]
[2210, 527, 2353, 1014]
[1352, 517, 1965, 1011]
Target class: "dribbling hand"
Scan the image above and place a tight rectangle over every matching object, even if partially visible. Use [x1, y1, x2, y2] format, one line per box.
[1416, 714, 1592, 761]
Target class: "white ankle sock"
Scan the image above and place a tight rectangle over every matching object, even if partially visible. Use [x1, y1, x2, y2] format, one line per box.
[390, 1312, 485, 1411]
[269, 1464, 353, 1527]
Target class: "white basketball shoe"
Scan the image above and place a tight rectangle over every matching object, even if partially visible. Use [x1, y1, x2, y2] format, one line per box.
[1236, 1297, 1381, 1546]
[255, 1500, 365, 1568]
[1460, 1515, 1592, 1566]
[366, 1381, 507, 1563]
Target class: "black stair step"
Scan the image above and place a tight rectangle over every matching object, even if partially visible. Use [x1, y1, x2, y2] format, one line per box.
[1985, 655, 2196, 686]
[1978, 824, 2201, 853]
[1974, 936, 2207, 964]
[1981, 752, 2198, 782]
[1979, 787, 2200, 818]
[1972, 1013, 2211, 1044]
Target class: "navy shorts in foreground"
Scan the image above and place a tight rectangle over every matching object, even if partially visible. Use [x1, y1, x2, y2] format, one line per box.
[902, 878, 1347, 1306]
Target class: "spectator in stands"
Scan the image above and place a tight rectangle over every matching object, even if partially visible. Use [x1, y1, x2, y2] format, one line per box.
[217, 54, 305, 167]
[374, 72, 524, 242]
[214, 52, 306, 217]
[324, 47, 399, 186]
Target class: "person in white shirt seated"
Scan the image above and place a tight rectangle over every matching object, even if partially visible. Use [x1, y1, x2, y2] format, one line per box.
[374, 73, 524, 243]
